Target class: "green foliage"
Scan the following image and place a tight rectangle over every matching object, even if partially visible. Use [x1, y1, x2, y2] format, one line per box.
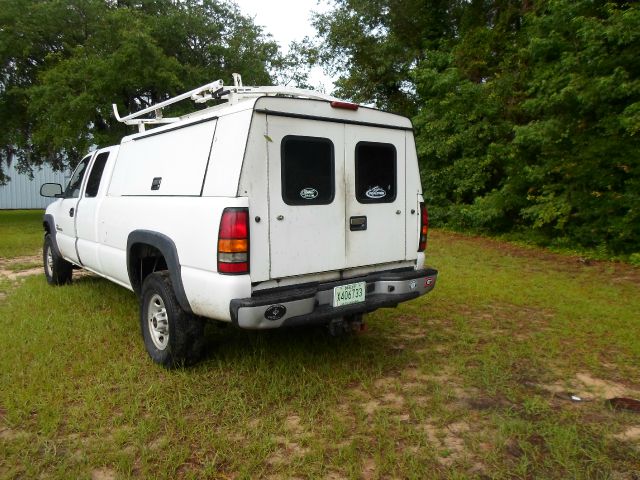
[511, 1, 640, 254]
[0, 0, 281, 183]
[317, 0, 640, 256]
[312, 0, 460, 116]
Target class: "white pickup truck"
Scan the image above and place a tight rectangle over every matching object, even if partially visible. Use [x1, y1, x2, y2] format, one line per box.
[40, 77, 438, 367]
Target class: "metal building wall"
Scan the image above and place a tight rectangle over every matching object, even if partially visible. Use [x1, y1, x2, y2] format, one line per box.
[0, 162, 69, 209]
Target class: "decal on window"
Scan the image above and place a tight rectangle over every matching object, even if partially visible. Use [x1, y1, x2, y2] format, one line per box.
[365, 186, 387, 199]
[300, 187, 319, 200]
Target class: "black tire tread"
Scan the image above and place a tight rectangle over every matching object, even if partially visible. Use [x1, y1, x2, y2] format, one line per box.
[140, 271, 204, 368]
[43, 234, 72, 285]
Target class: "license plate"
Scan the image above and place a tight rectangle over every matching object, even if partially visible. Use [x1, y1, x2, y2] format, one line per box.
[333, 282, 366, 307]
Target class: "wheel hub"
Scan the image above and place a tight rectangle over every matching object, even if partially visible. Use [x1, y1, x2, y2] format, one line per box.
[45, 246, 53, 277]
[147, 294, 169, 350]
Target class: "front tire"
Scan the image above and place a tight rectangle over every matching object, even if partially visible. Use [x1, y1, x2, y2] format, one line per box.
[140, 271, 204, 368]
[43, 234, 72, 285]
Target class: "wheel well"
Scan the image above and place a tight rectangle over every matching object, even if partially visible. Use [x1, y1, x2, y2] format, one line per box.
[43, 221, 51, 234]
[129, 243, 168, 295]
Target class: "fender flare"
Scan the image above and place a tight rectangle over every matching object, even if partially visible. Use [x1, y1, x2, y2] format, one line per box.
[43, 214, 62, 257]
[126, 230, 193, 314]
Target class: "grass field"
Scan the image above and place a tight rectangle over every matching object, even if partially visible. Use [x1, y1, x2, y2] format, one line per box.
[0, 209, 45, 258]
[1, 211, 639, 479]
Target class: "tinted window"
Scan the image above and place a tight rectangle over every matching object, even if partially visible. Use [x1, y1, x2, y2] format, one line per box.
[281, 136, 334, 205]
[84, 152, 109, 198]
[355, 142, 397, 203]
[64, 156, 91, 199]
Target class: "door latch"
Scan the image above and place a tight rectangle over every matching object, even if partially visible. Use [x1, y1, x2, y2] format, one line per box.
[350, 216, 367, 231]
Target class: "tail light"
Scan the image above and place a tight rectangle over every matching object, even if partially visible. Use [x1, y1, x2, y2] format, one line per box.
[330, 101, 359, 111]
[218, 207, 249, 274]
[418, 202, 428, 252]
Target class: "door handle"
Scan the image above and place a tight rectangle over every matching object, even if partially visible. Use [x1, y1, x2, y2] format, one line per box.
[69, 208, 74, 217]
[350, 216, 367, 231]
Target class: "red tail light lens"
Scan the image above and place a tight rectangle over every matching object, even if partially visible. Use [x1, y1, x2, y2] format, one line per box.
[418, 202, 428, 252]
[218, 207, 249, 274]
[330, 101, 359, 111]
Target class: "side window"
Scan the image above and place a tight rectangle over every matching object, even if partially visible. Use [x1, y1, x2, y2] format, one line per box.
[355, 142, 397, 203]
[64, 155, 91, 199]
[84, 152, 109, 198]
[281, 136, 335, 205]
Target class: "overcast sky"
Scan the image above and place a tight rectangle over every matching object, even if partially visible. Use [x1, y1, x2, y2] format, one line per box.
[232, 0, 335, 91]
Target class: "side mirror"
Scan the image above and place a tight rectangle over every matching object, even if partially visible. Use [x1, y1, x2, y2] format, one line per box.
[40, 183, 63, 198]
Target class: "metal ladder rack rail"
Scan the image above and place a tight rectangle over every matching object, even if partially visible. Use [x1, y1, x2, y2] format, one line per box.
[112, 79, 225, 132]
[112, 74, 342, 132]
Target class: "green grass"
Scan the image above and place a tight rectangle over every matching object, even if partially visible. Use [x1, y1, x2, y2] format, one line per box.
[5, 260, 41, 272]
[1, 230, 639, 478]
[0, 210, 44, 258]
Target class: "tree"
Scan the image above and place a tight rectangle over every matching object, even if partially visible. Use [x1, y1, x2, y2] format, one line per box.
[315, 0, 640, 255]
[312, 0, 462, 116]
[0, 0, 281, 183]
[511, 1, 640, 253]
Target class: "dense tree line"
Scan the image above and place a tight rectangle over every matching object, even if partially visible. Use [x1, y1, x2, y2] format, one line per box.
[315, 0, 640, 256]
[0, 0, 281, 183]
[1, 0, 638, 257]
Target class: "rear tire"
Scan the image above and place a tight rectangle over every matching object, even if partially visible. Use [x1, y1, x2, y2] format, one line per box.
[43, 234, 72, 285]
[140, 271, 204, 368]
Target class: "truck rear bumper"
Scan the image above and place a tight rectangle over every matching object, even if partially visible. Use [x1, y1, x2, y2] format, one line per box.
[230, 268, 438, 329]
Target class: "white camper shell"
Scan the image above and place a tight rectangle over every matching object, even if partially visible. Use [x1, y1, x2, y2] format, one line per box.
[41, 76, 438, 367]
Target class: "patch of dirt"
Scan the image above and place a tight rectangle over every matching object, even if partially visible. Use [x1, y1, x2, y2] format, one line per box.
[381, 392, 405, 410]
[575, 373, 634, 399]
[420, 420, 471, 467]
[248, 418, 261, 429]
[0, 255, 42, 290]
[148, 436, 168, 450]
[284, 415, 304, 435]
[362, 457, 376, 480]
[0, 253, 96, 285]
[374, 377, 395, 389]
[355, 376, 409, 417]
[0, 255, 42, 280]
[401, 382, 423, 392]
[396, 331, 427, 341]
[324, 472, 348, 480]
[267, 437, 310, 466]
[91, 468, 117, 480]
[402, 368, 432, 383]
[0, 254, 40, 269]
[611, 426, 640, 443]
[539, 372, 640, 401]
[266, 414, 313, 467]
[394, 413, 411, 422]
[412, 395, 429, 407]
[0, 267, 42, 281]
[0, 427, 30, 441]
[362, 400, 380, 415]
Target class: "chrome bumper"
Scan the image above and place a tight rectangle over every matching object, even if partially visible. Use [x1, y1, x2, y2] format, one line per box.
[230, 268, 438, 329]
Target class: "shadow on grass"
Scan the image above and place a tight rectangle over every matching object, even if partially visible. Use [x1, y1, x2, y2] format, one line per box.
[60, 273, 419, 386]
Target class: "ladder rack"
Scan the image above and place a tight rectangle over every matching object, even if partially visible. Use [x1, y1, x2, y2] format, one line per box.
[112, 74, 342, 132]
